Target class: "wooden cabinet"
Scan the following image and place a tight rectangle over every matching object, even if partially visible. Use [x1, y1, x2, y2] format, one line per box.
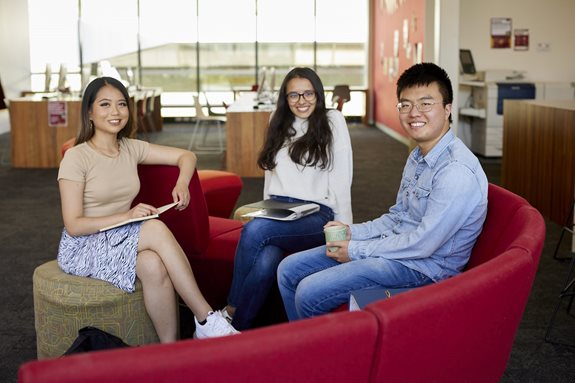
[225, 93, 272, 177]
[9, 89, 162, 168]
[10, 97, 80, 168]
[502, 99, 575, 225]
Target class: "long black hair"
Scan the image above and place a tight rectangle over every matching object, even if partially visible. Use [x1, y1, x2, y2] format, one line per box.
[257, 67, 333, 170]
[76, 76, 134, 144]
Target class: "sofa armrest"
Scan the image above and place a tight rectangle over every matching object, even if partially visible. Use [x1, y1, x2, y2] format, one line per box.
[19, 311, 378, 383]
[198, 170, 243, 218]
[365, 248, 534, 383]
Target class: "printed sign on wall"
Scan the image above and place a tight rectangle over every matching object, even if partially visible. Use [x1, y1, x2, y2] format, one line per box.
[48, 101, 68, 127]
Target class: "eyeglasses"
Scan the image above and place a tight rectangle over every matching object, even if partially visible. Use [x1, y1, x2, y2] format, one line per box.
[287, 90, 316, 103]
[396, 101, 441, 114]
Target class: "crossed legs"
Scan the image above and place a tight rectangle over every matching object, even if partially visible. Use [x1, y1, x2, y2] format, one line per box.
[136, 219, 212, 342]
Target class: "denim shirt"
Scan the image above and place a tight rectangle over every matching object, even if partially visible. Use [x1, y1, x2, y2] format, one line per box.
[348, 130, 488, 282]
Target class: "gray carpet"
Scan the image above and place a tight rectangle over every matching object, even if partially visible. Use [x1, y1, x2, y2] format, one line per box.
[0, 122, 573, 382]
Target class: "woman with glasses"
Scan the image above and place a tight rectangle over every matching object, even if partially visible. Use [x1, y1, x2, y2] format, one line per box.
[220, 67, 353, 330]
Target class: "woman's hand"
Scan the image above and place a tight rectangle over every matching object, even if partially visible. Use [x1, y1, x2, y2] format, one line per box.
[172, 181, 190, 210]
[128, 203, 159, 219]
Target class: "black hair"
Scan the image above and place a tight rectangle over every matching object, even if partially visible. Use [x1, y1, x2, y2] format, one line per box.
[396, 63, 453, 123]
[76, 76, 134, 144]
[257, 67, 332, 170]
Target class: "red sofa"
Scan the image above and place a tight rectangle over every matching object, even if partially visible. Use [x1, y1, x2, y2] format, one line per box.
[19, 183, 546, 383]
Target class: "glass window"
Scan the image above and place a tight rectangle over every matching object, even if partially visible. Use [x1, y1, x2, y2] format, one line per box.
[79, 0, 139, 89]
[27, 0, 80, 91]
[257, 0, 315, 87]
[140, 0, 198, 94]
[26, 0, 368, 117]
[80, 0, 138, 66]
[198, 0, 256, 93]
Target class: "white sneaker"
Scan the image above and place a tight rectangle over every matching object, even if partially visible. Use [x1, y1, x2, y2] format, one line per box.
[194, 311, 240, 339]
[218, 308, 233, 324]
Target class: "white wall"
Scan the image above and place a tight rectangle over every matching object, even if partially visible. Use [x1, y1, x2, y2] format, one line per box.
[460, 0, 575, 82]
[429, 0, 460, 131]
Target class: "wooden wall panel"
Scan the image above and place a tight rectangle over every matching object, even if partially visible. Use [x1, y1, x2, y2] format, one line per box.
[502, 100, 575, 225]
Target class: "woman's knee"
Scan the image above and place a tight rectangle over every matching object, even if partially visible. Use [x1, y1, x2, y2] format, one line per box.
[251, 247, 283, 281]
[139, 219, 177, 248]
[239, 219, 276, 245]
[136, 250, 168, 282]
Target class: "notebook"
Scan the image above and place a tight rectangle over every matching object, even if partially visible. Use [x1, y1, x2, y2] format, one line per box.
[241, 199, 320, 221]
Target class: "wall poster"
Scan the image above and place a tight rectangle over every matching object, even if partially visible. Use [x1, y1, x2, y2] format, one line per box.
[514, 29, 529, 51]
[490, 17, 512, 48]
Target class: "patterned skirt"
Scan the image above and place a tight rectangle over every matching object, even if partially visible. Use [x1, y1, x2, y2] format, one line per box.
[57, 222, 142, 293]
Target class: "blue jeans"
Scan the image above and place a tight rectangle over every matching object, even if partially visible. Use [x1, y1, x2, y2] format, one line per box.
[277, 245, 434, 320]
[228, 196, 333, 330]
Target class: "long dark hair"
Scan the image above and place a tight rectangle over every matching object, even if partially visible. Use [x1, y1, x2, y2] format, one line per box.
[75, 77, 134, 144]
[257, 67, 333, 171]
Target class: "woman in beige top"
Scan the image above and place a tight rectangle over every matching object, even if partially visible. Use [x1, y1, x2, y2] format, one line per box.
[57, 77, 238, 341]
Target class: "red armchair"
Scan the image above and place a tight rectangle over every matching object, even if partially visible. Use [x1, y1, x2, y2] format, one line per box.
[133, 165, 242, 308]
[19, 184, 546, 383]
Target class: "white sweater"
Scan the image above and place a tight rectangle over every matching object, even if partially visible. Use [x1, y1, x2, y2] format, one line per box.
[263, 109, 353, 224]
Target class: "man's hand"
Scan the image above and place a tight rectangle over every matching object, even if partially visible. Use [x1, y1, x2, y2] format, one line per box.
[325, 240, 351, 263]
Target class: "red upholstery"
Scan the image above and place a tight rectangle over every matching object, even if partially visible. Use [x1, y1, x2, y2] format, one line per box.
[364, 183, 546, 383]
[467, 183, 543, 269]
[19, 184, 545, 382]
[197, 170, 243, 218]
[19, 311, 379, 383]
[133, 165, 243, 309]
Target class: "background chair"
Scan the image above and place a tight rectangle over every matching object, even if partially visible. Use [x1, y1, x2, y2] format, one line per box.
[545, 198, 575, 346]
[552, 199, 574, 261]
[203, 92, 227, 117]
[188, 95, 226, 153]
[331, 85, 351, 112]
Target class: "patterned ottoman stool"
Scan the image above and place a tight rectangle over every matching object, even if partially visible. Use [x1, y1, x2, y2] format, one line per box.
[33, 260, 159, 359]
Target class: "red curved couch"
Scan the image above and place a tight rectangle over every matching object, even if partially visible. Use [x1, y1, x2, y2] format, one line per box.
[19, 181, 546, 383]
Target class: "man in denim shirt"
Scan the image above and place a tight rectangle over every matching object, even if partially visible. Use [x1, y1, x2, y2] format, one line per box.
[278, 63, 488, 320]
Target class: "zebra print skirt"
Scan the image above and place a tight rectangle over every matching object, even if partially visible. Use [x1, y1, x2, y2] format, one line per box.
[57, 222, 142, 293]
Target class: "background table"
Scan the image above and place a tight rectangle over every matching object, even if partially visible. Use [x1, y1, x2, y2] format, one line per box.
[225, 93, 273, 177]
[10, 96, 81, 168]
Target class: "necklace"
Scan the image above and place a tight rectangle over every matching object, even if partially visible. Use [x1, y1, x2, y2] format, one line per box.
[88, 139, 120, 158]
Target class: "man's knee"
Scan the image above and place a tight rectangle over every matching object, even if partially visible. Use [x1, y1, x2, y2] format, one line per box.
[277, 256, 295, 288]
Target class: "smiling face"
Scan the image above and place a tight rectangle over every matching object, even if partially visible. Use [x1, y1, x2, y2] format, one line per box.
[398, 82, 452, 156]
[286, 77, 317, 119]
[89, 85, 129, 136]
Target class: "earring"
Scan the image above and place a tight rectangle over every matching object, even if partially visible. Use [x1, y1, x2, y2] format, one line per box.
[90, 120, 94, 129]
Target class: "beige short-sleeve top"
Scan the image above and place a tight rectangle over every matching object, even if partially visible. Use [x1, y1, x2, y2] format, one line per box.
[58, 138, 150, 218]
